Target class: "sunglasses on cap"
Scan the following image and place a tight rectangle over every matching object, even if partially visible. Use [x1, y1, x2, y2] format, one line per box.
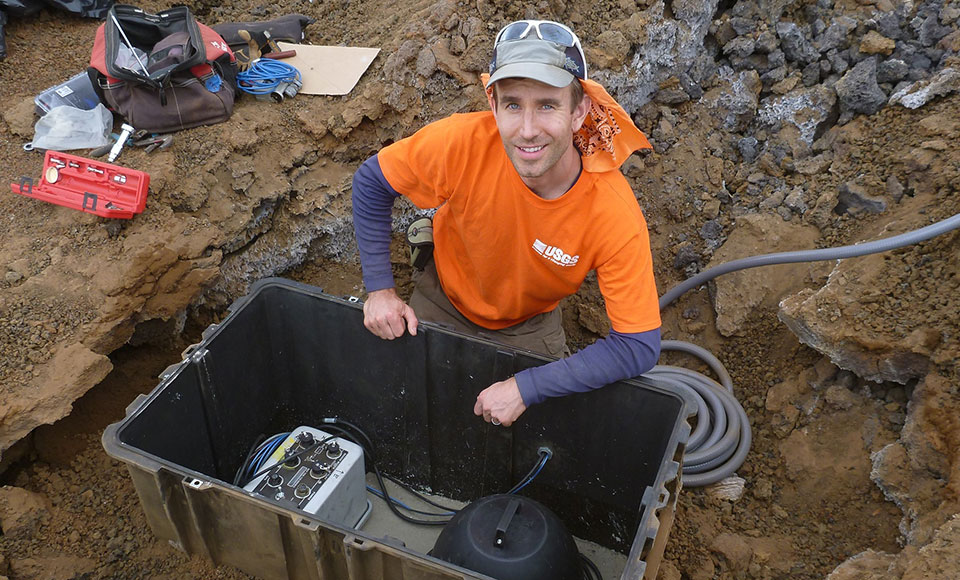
[493, 20, 588, 80]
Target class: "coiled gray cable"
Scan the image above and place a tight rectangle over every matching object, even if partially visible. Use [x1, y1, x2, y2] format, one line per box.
[655, 212, 960, 487]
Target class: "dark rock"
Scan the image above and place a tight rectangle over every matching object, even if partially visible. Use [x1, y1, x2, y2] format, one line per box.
[877, 58, 909, 83]
[738, 136, 760, 162]
[761, 65, 788, 86]
[924, 47, 944, 63]
[767, 48, 786, 69]
[688, 54, 720, 87]
[874, 12, 903, 40]
[835, 182, 887, 214]
[895, 40, 918, 62]
[724, 36, 757, 59]
[682, 306, 700, 320]
[907, 51, 933, 71]
[845, 44, 867, 66]
[811, 18, 827, 39]
[730, 17, 756, 36]
[730, 52, 770, 72]
[916, 14, 951, 47]
[755, 30, 779, 53]
[835, 58, 887, 115]
[802, 61, 821, 86]
[827, 49, 850, 74]
[892, 80, 912, 95]
[700, 220, 724, 243]
[816, 16, 858, 53]
[678, 73, 704, 100]
[655, 88, 691, 104]
[777, 22, 820, 64]
[673, 244, 701, 269]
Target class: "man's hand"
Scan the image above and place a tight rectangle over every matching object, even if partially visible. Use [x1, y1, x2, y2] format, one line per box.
[474, 377, 527, 427]
[363, 288, 419, 339]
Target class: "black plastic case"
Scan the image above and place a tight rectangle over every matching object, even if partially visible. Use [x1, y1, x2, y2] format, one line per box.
[102, 278, 690, 579]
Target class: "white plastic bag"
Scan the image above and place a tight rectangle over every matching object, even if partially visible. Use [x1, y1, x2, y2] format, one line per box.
[30, 104, 113, 151]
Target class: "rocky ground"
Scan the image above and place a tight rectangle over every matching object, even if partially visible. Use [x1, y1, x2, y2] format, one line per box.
[0, 0, 958, 579]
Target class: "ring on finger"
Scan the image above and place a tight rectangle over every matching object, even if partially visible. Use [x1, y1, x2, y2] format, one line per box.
[491, 418, 501, 426]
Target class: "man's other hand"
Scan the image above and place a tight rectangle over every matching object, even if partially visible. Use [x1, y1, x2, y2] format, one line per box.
[474, 377, 527, 427]
[363, 288, 419, 339]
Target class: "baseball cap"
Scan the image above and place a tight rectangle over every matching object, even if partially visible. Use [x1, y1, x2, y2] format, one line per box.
[486, 20, 587, 88]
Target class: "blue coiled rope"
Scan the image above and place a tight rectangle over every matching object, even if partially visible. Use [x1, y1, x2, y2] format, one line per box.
[236, 58, 301, 95]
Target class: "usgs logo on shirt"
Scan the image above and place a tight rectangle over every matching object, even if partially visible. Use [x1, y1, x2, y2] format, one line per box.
[532, 239, 580, 267]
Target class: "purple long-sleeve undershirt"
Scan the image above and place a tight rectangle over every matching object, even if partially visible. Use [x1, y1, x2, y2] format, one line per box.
[351, 155, 661, 406]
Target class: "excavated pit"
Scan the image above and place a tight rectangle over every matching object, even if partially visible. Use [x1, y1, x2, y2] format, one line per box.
[1, 0, 959, 578]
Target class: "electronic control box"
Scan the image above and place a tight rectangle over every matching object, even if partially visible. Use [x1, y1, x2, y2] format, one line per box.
[243, 426, 370, 528]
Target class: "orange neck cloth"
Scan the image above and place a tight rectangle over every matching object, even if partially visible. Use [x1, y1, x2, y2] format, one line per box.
[482, 75, 652, 173]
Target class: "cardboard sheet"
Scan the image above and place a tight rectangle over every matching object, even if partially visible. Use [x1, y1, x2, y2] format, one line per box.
[276, 42, 380, 96]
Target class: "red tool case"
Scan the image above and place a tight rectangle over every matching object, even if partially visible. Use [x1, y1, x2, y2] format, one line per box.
[11, 151, 149, 219]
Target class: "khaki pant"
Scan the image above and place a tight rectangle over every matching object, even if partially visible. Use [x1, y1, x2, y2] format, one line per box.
[410, 261, 570, 358]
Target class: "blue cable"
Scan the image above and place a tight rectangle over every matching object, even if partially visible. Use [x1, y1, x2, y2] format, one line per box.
[250, 435, 281, 465]
[236, 59, 301, 95]
[255, 435, 287, 468]
[246, 432, 289, 479]
[510, 457, 548, 494]
[508, 449, 552, 495]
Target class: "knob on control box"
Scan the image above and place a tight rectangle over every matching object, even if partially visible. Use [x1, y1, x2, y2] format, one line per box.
[242, 426, 369, 529]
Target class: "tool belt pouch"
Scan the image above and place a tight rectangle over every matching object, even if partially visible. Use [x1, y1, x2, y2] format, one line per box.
[407, 217, 434, 270]
[212, 14, 315, 53]
[87, 4, 238, 133]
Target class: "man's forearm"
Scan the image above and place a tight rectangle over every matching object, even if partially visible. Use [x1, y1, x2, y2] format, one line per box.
[352, 155, 401, 291]
[514, 328, 661, 406]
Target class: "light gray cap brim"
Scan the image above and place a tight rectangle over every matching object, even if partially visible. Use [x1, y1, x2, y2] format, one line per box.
[487, 63, 575, 88]
[485, 39, 577, 88]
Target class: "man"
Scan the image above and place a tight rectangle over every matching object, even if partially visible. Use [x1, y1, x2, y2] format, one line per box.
[352, 19, 661, 427]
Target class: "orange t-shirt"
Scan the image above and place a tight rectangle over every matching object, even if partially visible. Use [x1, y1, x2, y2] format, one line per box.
[378, 112, 660, 333]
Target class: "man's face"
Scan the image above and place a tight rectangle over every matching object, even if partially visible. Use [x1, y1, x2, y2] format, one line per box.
[488, 78, 590, 197]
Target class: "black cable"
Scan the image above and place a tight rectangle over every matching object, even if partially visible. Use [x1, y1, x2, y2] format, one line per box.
[246, 435, 335, 483]
[384, 474, 461, 513]
[371, 462, 452, 526]
[320, 419, 456, 525]
[324, 418, 460, 512]
[233, 433, 267, 486]
[579, 552, 602, 580]
[323, 417, 375, 454]
[366, 486, 456, 516]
